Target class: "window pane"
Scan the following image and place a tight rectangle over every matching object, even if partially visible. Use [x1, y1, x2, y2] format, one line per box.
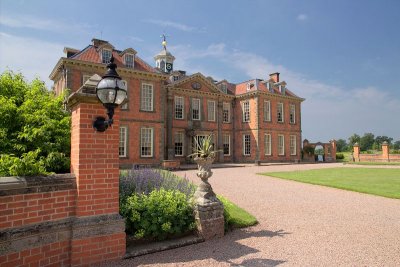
[223, 134, 230, 155]
[141, 83, 153, 111]
[175, 96, 184, 119]
[125, 54, 134, 68]
[102, 49, 112, 64]
[174, 132, 184, 156]
[264, 101, 271, 121]
[192, 99, 200, 120]
[119, 127, 127, 157]
[290, 135, 296, 155]
[243, 101, 250, 122]
[223, 102, 230, 123]
[278, 135, 285, 155]
[141, 128, 153, 157]
[290, 104, 296, 124]
[244, 134, 251, 155]
[265, 134, 271, 155]
[277, 103, 284, 122]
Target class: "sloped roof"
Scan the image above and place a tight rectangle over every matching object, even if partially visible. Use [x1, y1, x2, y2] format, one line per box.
[70, 45, 157, 73]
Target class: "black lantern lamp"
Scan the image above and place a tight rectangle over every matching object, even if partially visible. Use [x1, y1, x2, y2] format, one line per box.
[94, 56, 127, 132]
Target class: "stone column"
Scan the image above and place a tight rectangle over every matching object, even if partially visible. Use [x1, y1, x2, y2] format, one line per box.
[382, 141, 390, 162]
[166, 92, 174, 160]
[193, 158, 224, 240]
[353, 143, 360, 162]
[330, 139, 337, 162]
[68, 79, 125, 266]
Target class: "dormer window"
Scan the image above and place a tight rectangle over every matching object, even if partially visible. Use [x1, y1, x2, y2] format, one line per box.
[246, 83, 254, 91]
[220, 83, 227, 94]
[102, 49, 112, 64]
[124, 54, 134, 68]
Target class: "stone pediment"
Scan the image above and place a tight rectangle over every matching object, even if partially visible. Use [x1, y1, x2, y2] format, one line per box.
[169, 73, 222, 94]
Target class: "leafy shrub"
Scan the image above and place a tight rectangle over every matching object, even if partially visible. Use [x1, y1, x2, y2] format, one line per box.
[0, 150, 47, 176]
[121, 189, 195, 240]
[44, 152, 70, 173]
[336, 153, 345, 160]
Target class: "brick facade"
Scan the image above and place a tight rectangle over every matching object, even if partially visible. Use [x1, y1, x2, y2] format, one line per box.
[50, 39, 305, 167]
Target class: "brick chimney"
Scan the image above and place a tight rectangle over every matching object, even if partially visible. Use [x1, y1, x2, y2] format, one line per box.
[269, 72, 280, 83]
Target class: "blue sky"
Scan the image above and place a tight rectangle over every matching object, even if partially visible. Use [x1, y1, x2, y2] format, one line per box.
[1, 0, 399, 142]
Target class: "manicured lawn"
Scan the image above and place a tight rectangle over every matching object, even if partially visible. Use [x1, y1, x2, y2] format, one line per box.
[218, 195, 258, 230]
[260, 168, 400, 199]
[345, 161, 400, 166]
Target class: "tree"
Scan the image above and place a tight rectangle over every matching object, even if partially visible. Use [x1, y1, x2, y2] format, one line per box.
[374, 136, 393, 150]
[393, 140, 400, 150]
[360, 133, 375, 151]
[0, 71, 71, 175]
[336, 139, 348, 152]
[348, 134, 361, 147]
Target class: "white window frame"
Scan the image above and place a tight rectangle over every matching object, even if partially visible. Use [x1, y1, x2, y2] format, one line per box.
[119, 126, 128, 157]
[102, 49, 112, 64]
[290, 104, 296, 124]
[290, 135, 297, 156]
[220, 83, 227, 94]
[124, 54, 134, 68]
[243, 101, 250, 122]
[174, 132, 184, 156]
[207, 100, 216, 122]
[243, 134, 251, 156]
[140, 128, 153, 157]
[174, 96, 184, 119]
[192, 98, 201, 120]
[141, 83, 154, 111]
[223, 102, 230, 123]
[120, 80, 128, 109]
[223, 134, 230, 156]
[265, 134, 272, 156]
[278, 134, 285, 156]
[277, 102, 284, 123]
[264, 100, 271, 122]
[82, 75, 91, 86]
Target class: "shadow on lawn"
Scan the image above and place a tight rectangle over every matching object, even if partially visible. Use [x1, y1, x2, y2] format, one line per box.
[128, 228, 291, 266]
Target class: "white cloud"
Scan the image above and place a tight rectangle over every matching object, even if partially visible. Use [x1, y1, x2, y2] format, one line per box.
[166, 43, 400, 141]
[0, 14, 94, 34]
[297, 14, 308, 21]
[0, 32, 63, 88]
[144, 19, 196, 32]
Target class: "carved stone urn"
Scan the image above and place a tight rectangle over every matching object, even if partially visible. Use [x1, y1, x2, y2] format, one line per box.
[193, 156, 224, 240]
[193, 156, 219, 205]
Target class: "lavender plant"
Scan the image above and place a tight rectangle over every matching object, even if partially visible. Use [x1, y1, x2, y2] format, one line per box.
[119, 167, 196, 202]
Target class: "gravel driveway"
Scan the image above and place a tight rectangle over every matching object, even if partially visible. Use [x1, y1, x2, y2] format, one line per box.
[111, 163, 400, 266]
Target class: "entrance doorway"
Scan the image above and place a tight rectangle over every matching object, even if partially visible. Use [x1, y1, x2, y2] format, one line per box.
[314, 145, 324, 162]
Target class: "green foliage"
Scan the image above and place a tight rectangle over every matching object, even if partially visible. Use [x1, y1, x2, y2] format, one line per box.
[336, 153, 345, 160]
[360, 133, 375, 151]
[0, 150, 47, 176]
[188, 134, 221, 159]
[348, 133, 361, 147]
[394, 141, 400, 150]
[0, 70, 70, 176]
[121, 189, 195, 240]
[303, 145, 315, 155]
[336, 139, 348, 152]
[44, 152, 70, 173]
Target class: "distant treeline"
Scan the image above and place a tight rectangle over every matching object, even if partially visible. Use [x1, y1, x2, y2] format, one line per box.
[336, 133, 400, 152]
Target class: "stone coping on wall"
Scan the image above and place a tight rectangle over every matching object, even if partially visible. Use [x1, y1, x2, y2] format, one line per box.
[0, 173, 76, 196]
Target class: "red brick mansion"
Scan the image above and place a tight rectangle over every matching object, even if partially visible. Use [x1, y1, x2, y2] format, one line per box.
[50, 38, 304, 167]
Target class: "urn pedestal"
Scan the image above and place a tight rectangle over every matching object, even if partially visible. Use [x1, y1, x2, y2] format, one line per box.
[193, 157, 224, 240]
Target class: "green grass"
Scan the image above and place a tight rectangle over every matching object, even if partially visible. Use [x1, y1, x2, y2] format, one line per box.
[218, 195, 258, 230]
[345, 161, 400, 166]
[260, 168, 400, 199]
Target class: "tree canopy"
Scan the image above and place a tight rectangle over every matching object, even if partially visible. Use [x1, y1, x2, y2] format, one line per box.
[0, 71, 71, 176]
